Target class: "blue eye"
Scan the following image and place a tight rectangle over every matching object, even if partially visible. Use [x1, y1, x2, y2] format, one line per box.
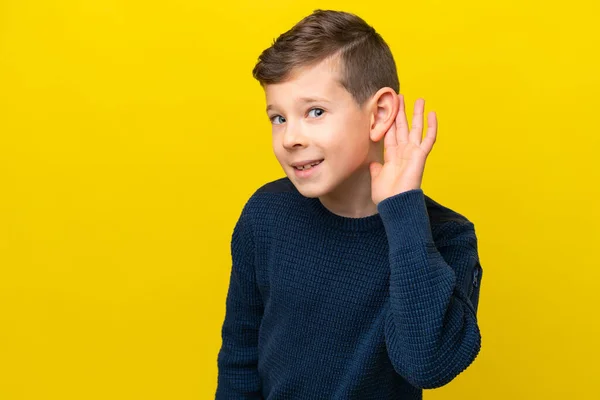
[270, 115, 286, 125]
[308, 108, 325, 118]
[269, 108, 324, 125]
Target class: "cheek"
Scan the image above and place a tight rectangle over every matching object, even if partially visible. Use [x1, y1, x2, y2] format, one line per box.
[272, 140, 285, 165]
[339, 124, 371, 162]
[323, 140, 365, 175]
[272, 135, 281, 152]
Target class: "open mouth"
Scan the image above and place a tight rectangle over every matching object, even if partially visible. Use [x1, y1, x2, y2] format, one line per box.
[293, 159, 324, 171]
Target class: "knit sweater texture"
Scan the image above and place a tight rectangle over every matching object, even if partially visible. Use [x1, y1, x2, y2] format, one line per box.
[216, 177, 483, 399]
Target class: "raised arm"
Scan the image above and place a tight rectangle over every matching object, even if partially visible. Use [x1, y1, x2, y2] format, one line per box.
[216, 206, 264, 399]
[377, 189, 483, 389]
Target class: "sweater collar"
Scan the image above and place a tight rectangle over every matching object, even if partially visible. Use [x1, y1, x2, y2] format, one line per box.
[305, 195, 384, 232]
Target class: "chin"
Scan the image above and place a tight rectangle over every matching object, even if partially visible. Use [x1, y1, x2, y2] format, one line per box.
[288, 176, 331, 199]
[296, 187, 322, 198]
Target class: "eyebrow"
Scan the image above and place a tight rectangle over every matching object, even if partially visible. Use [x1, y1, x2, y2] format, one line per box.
[266, 96, 331, 113]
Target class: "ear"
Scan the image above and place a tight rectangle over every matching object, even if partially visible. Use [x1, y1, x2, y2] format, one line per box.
[368, 87, 399, 143]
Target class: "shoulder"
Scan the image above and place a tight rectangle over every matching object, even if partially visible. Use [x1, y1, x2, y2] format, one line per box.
[254, 176, 298, 195]
[246, 176, 301, 208]
[423, 194, 472, 225]
[240, 176, 303, 226]
[423, 193, 477, 243]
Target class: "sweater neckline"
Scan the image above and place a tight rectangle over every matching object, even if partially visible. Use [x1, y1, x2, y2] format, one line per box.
[305, 195, 384, 232]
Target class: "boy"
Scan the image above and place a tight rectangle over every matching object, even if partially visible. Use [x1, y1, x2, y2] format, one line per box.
[216, 9, 483, 399]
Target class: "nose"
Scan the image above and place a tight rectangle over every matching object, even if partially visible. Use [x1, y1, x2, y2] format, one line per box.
[282, 121, 308, 150]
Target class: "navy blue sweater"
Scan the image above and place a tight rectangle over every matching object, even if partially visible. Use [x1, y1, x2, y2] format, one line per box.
[216, 177, 483, 399]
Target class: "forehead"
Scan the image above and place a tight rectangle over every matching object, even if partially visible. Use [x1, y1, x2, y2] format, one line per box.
[264, 58, 349, 109]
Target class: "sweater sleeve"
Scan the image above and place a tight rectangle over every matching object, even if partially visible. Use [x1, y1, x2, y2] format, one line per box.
[376, 188, 483, 390]
[216, 204, 264, 399]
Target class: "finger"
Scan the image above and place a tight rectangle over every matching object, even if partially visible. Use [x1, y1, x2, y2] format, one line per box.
[383, 122, 397, 163]
[383, 120, 398, 147]
[421, 111, 437, 154]
[369, 161, 383, 180]
[384, 121, 397, 147]
[409, 98, 425, 145]
[396, 94, 409, 144]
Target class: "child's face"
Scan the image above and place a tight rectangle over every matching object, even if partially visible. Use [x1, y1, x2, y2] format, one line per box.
[264, 58, 376, 198]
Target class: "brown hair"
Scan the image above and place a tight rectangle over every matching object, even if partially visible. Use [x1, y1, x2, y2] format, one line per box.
[252, 9, 399, 108]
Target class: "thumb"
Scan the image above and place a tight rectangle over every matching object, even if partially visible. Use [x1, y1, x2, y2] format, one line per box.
[369, 161, 383, 180]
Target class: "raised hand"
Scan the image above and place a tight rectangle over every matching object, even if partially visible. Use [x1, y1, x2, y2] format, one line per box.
[369, 94, 437, 206]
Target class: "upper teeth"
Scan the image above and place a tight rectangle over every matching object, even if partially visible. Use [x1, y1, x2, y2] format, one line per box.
[296, 160, 322, 170]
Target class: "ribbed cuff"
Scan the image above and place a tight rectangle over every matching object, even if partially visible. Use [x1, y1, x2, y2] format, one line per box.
[376, 188, 434, 251]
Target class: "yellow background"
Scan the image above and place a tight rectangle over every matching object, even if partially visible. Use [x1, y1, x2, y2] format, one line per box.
[1, 0, 598, 398]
